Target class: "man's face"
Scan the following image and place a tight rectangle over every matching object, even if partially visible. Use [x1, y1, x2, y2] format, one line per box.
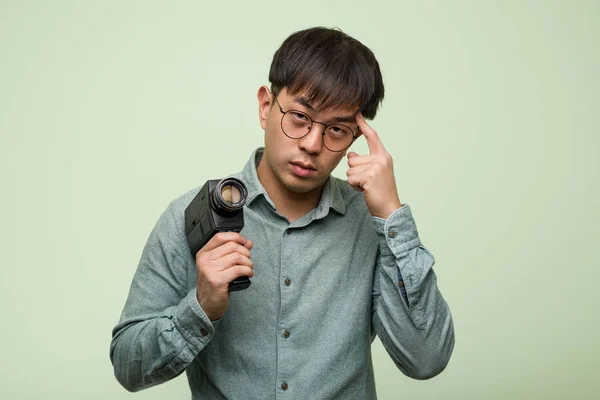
[258, 86, 359, 196]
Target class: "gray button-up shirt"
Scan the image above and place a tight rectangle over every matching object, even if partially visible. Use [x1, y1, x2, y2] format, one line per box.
[110, 148, 455, 399]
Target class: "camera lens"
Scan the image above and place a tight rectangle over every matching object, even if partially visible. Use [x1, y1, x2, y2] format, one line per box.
[221, 184, 242, 205]
[211, 178, 248, 214]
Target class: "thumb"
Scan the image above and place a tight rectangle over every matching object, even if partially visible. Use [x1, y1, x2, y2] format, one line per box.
[347, 151, 359, 159]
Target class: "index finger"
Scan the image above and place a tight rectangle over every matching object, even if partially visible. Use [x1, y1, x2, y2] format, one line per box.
[356, 113, 386, 154]
[199, 232, 250, 254]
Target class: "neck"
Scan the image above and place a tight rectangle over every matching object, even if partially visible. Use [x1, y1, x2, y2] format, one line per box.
[256, 159, 323, 223]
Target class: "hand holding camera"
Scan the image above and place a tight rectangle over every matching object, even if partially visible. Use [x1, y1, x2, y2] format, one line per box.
[194, 232, 254, 321]
[184, 178, 252, 320]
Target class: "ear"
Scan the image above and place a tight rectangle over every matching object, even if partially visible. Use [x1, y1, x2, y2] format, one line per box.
[257, 85, 273, 130]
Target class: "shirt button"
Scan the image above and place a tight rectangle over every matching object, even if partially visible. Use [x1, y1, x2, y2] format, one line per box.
[281, 383, 288, 391]
[283, 330, 290, 338]
[388, 230, 397, 238]
[200, 328, 208, 336]
[285, 229, 292, 235]
[398, 280, 405, 287]
[284, 279, 291, 286]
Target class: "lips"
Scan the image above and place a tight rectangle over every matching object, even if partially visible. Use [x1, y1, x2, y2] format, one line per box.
[290, 161, 316, 170]
[290, 161, 317, 178]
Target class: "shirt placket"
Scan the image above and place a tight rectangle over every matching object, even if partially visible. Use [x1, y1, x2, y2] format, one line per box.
[276, 225, 296, 397]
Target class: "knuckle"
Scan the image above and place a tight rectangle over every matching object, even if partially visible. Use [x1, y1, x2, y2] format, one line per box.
[211, 233, 225, 244]
[206, 275, 219, 287]
[233, 265, 244, 276]
[214, 232, 225, 240]
[227, 241, 237, 252]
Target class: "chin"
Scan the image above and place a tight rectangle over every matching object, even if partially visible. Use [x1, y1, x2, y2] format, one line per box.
[282, 174, 324, 194]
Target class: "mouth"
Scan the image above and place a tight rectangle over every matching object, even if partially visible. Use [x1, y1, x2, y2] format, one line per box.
[290, 161, 316, 170]
[290, 161, 317, 177]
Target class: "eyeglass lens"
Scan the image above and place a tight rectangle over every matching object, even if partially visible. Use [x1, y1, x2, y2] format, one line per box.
[281, 111, 354, 151]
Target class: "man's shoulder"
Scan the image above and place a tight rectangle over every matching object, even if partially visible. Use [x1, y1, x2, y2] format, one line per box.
[167, 185, 201, 214]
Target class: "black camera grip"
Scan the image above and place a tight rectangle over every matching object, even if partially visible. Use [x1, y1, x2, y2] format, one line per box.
[228, 275, 251, 291]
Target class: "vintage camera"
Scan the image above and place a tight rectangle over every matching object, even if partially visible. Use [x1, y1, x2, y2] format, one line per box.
[184, 178, 251, 291]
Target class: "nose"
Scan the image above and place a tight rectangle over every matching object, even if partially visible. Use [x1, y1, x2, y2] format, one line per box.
[298, 122, 325, 155]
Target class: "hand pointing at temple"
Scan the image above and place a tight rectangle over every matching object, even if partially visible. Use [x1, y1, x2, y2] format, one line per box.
[346, 113, 402, 219]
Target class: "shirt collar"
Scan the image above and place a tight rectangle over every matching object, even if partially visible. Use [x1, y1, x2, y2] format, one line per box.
[237, 147, 346, 217]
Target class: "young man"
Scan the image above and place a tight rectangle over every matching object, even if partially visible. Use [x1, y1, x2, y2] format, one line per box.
[110, 27, 455, 399]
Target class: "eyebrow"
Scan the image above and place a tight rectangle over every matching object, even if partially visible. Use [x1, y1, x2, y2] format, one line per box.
[293, 97, 357, 124]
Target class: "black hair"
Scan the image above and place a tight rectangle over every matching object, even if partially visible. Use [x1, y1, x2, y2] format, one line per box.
[268, 27, 384, 119]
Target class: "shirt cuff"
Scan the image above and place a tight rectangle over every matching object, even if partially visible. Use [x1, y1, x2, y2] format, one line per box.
[173, 289, 216, 349]
[371, 204, 421, 256]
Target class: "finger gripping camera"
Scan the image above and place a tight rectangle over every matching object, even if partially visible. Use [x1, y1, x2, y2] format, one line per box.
[184, 178, 251, 291]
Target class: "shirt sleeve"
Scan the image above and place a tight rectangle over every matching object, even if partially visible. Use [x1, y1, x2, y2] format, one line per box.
[109, 201, 215, 392]
[370, 204, 455, 380]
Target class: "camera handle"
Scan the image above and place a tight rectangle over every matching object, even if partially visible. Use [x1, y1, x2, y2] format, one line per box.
[222, 228, 252, 292]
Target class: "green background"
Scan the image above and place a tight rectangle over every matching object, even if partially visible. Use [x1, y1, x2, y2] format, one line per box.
[1, 1, 598, 399]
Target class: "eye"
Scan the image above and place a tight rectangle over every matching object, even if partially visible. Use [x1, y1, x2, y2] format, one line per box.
[327, 125, 352, 138]
[291, 111, 309, 122]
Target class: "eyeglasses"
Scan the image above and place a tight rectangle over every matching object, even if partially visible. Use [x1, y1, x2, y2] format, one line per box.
[274, 97, 358, 152]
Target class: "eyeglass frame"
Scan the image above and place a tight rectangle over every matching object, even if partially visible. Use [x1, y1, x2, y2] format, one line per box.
[273, 97, 360, 152]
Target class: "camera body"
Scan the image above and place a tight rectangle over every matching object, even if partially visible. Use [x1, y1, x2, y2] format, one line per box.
[184, 178, 251, 291]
